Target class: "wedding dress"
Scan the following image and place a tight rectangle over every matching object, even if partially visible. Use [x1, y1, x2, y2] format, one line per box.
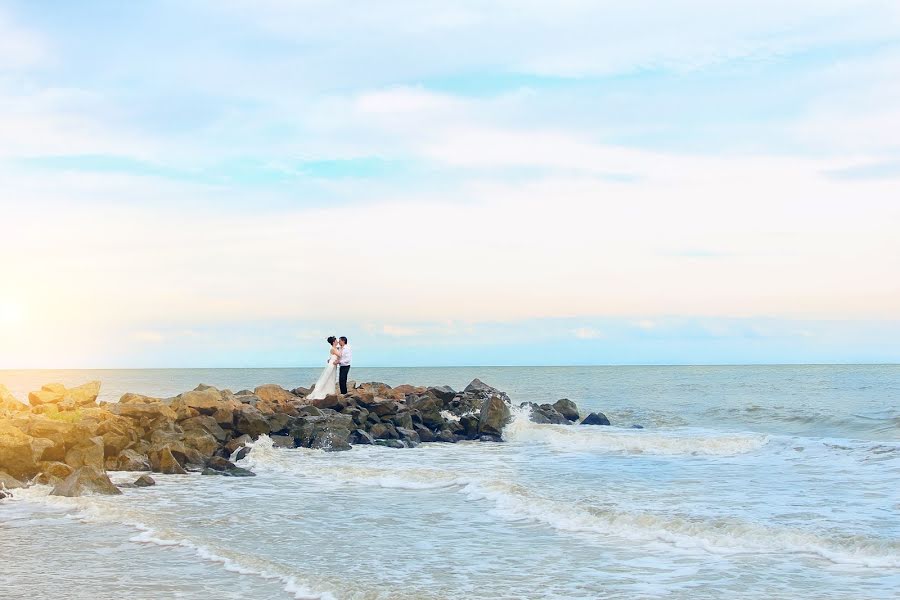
[307, 352, 338, 400]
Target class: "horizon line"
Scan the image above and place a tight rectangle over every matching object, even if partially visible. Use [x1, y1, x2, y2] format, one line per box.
[2, 362, 898, 371]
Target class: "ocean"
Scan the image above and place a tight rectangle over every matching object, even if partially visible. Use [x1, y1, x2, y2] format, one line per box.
[1, 365, 898, 599]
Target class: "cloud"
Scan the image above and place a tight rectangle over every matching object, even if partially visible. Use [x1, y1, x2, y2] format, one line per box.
[381, 325, 423, 337]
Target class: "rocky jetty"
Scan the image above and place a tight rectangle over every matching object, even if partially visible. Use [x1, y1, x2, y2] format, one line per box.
[0, 378, 605, 497]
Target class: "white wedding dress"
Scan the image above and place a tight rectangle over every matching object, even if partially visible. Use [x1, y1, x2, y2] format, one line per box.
[307, 353, 338, 400]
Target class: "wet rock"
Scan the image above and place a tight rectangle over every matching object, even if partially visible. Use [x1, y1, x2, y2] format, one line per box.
[0, 470, 24, 490]
[311, 429, 352, 452]
[552, 399, 580, 422]
[267, 413, 293, 435]
[631, 424, 644, 429]
[50, 466, 121, 497]
[151, 447, 187, 474]
[36, 461, 74, 484]
[225, 434, 252, 456]
[478, 395, 511, 437]
[374, 439, 406, 449]
[530, 403, 569, 425]
[396, 427, 421, 445]
[64, 436, 106, 470]
[435, 429, 457, 443]
[460, 415, 479, 439]
[350, 429, 374, 445]
[413, 424, 436, 443]
[202, 456, 255, 477]
[270, 434, 296, 448]
[464, 378, 499, 396]
[581, 412, 611, 426]
[133, 474, 156, 487]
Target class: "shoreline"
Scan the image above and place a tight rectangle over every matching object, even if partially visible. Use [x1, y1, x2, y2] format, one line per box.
[1, 378, 598, 497]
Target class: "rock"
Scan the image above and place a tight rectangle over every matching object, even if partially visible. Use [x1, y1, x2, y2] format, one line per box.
[297, 405, 324, 418]
[409, 396, 444, 429]
[0, 490, 9, 499]
[581, 412, 611, 426]
[28, 388, 65, 406]
[460, 414, 479, 439]
[552, 399, 580, 422]
[0, 470, 25, 489]
[270, 434, 296, 449]
[478, 395, 511, 437]
[464, 378, 500, 396]
[254, 384, 295, 403]
[37, 461, 74, 484]
[435, 429, 457, 443]
[179, 415, 228, 443]
[0, 423, 54, 479]
[388, 411, 413, 430]
[182, 430, 219, 458]
[178, 388, 224, 415]
[65, 381, 101, 407]
[396, 427, 421, 445]
[374, 439, 406, 449]
[203, 457, 255, 477]
[234, 406, 271, 438]
[413, 424, 436, 443]
[133, 474, 156, 487]
[267, 413, 293, 434]
[152, 447, 187, 474]
[311, 429, 352, 452]
[350, 429, 374, 445]
[427, 385, 456, 401]
[50, 466, 121, 497]
[290, 386, 311, 397]
[116, 449, 151, 471]
[108, 401, 177, 422]
[225, 434, 252, 456]
[528, 403, 569, 425]
[312, 394, 345, 411]
[369, 422, 399, 440]
[631, 424, 644, 429]
[0, 384, 28, 412]
[371, 400, 403, 417]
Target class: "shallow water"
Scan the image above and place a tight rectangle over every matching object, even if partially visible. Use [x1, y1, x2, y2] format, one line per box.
[1, 366, 898, 599]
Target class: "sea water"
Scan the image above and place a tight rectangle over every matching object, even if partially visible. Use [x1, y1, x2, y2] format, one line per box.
[1, 366, 898, 599]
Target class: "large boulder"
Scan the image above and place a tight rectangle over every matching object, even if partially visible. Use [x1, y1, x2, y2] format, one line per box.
[581, 412, 611, 426]
[464, 378, 499, 396]
[116, 449, 151, 471]
[64, 436, 105, 470]
[50, 466, 121, 497]
[180, 415, 228, 443]
[310, 429, 352, 452]
[234, 405, 271, 438]
[427, 385, 456, 402]
[177, 388, 224, 415]
[254, 384, 295, 404]
[0, 423, 54, 479]
[182, 430, 219, 458]
[64, 381, 101, 407]
[150, 446, 188, 474]
[552, 399, 580, 422]
[526, 403, 569, 425]
[478, 395, 511, 437]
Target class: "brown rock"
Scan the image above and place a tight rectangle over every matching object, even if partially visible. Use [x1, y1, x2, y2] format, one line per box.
[64, 436, 105, 470]
[182, 430, 219, 458]
[28, 389, 65, 406]
[65, 381, 101, 407]
[151, 447, 187, 474]
[35, 461, 74, 484]
[0, 423, 54, 479]
[116, 449, 151, 471]
[234, 405, 271, 438]
[0, 384, 28, 413]
[478, 395, 511, 437]
[178, 388, 224, 415]
[225, 434, 252, 455]
[254, 384, 295, 404]
[133, 474, 155, 487]
[0, 470, 24, 489]
[50, 466, 121, 497]
[180, 415, 228, 442]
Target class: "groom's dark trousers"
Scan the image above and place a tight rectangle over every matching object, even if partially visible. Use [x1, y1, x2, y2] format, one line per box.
[339, 365, 351, 394]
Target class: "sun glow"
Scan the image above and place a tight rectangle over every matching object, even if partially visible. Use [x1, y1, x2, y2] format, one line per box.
[0, 300, 25, 326]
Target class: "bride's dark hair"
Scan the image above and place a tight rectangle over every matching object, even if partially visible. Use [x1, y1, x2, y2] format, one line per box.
[326, 336, 336, 345]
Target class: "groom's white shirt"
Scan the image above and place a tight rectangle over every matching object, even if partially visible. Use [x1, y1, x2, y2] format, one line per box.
[339, 344, 352, 366]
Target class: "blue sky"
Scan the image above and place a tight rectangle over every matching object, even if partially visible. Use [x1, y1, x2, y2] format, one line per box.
[0, 1, 898, 367]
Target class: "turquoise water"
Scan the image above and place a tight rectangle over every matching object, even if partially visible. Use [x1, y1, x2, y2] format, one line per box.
[1, 366, 898, 599]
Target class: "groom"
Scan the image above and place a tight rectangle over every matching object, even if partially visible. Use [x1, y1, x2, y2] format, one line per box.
[338, 336, 352, 394]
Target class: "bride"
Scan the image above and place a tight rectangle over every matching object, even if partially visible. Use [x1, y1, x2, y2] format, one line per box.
[307, 336, 342, 400]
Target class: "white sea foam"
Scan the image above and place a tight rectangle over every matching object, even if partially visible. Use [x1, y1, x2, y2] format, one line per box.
[457, 479, 900, 569]
[502, 405, 768, 455]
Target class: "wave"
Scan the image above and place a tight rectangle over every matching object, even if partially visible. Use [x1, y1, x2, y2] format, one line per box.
[10, 484, 337, 600]
[240, 453, 900, 570]
[502, 406, 769, 456]
[459, 478, 900, 569]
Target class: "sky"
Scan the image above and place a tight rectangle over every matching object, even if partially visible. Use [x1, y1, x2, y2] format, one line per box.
[0, 0, 899, 368]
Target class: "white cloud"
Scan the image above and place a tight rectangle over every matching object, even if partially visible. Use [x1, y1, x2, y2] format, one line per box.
[382, 325, 422, 337]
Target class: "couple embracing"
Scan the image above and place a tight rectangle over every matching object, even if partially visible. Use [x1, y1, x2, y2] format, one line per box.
[307, 336, 352, 400]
